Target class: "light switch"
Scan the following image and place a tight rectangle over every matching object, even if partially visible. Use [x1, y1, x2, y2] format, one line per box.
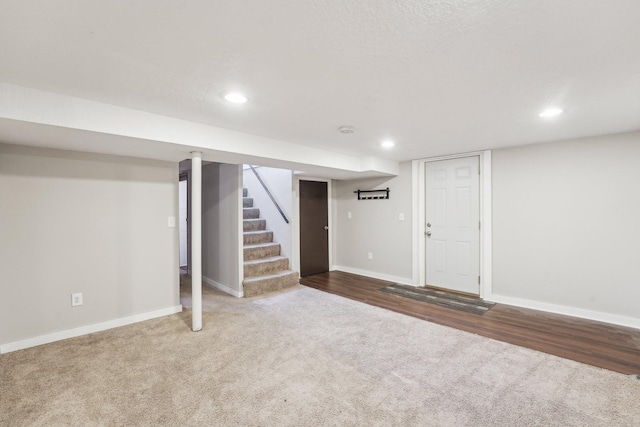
[399, 213, 405, 221]
[168, 216, 176, 228]
[347, 211, 352, 219]
[71, 293, 83, 307]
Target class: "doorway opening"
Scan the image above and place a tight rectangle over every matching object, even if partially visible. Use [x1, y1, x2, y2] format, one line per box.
[179, 174, 188, 272]
[177, 162, 192, 312]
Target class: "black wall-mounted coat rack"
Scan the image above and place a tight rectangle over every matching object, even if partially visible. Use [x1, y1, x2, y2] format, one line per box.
[354, 187, 390, 200]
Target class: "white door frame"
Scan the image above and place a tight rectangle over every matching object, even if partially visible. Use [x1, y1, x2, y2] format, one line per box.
[412, 150, 492, 298]
[292, 176, 334, 274]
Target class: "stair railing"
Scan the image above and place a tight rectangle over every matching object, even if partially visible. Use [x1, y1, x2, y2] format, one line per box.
[249, 165, 290, 224]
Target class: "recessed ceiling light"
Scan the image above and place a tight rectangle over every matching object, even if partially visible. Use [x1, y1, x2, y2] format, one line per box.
[224, 92, 248, 104]
[381, 140, 395, 148]
[338, 126, 355, 134]
[539, 107, 563, 118]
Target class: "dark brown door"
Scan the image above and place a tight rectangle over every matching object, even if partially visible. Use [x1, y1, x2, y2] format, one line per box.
[300, 180, 329, 277]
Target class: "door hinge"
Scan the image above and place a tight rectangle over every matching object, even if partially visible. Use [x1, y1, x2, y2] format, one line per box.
[478, 221, 481, 230]
[478, 276, 481, 285]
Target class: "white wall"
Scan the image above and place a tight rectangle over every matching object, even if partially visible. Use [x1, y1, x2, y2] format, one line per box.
[0, 144, 180, 349]
[333, 161, 413, 283]
[243, 165, 293, 259]
[491, 131, 640, 324]
[202, 163, 243, 296]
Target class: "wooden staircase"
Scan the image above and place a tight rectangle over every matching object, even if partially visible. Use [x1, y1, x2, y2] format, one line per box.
[242, 188, 299, 297]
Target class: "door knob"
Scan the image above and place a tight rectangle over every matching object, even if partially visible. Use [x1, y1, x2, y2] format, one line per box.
[426, 222, 431, 228]
[426, 231, 432, 237]
[324, 226, 329, 231]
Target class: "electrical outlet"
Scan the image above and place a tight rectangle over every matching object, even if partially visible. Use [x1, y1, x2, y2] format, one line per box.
[167, 216, 176, 228]
[347, 211, 352, 219]
[71, 293, 83, 307]
[368, 252, 373, 260]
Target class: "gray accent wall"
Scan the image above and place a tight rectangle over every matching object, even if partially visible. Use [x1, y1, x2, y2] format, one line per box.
[492, 131, 640, 319]
[333, 161, 413, 282]
[331, 133, 640, 324]
[0, 144, 179, 345]
[202, 162, 242, 294]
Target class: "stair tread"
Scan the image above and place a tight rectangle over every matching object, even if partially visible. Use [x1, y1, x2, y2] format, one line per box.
[243, 255, 287, 265]
[243, 270, 298, 283]
[243, 230, 272, 235]
[244, 242, 280, 249]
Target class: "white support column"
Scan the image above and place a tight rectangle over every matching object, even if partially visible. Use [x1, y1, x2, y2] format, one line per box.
[191, 151, 203, 332]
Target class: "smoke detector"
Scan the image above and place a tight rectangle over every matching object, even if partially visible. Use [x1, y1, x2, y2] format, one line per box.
[338, 126, 355, 134]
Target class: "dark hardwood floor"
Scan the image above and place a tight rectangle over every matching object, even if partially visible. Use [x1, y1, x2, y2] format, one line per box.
[300, 271, 640, 375]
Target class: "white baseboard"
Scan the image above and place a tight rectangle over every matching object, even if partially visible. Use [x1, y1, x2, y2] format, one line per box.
[0, 305, 183, 354]
[486, 293, 640, 330]
[203, 276, 243, 298]
[332, 265, 415, 287]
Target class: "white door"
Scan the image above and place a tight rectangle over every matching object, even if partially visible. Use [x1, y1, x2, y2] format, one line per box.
[425, 156, 480, 294]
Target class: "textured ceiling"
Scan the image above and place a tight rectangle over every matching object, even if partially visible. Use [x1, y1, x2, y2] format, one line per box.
[1, 0, 639, 162]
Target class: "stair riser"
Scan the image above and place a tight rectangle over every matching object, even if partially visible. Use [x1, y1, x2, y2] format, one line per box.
[243, 272, 299, 297]
[243, 188, 248, 197]
[243, 219, 266, 232]
[243, 231, 273, 245]
[243, 198, 253, 208]
[243, 208, 260, 219]
[244, 258, 289, 277]
[244, 245, 281, 261]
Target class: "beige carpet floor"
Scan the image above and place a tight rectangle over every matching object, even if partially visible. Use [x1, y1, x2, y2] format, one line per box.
[1, 283, 639, 426]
